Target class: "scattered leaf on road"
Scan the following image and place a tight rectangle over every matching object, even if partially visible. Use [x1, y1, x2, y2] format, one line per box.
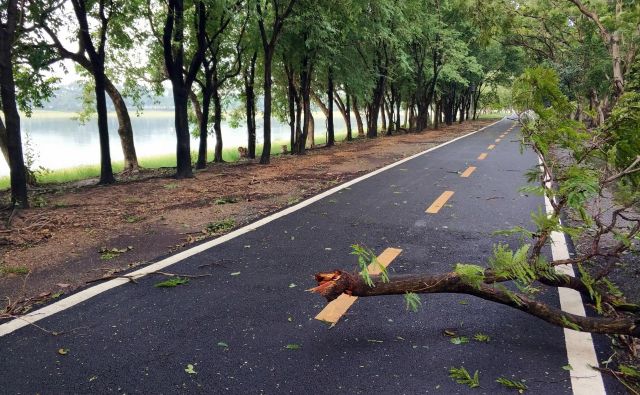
[185, 364, 197, 374]
[285, 344, 300, 350]
[57, 348, 69, 355]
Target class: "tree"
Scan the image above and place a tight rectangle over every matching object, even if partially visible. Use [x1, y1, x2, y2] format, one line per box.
[38, 0, 142, 173]
[255, 0, 297, 164]
[193, 0, 245, 168]
[161, 0, 207, 178]
[0, 0, 29, 206]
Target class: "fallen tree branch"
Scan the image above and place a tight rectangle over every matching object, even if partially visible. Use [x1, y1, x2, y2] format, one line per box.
[310, 270, 640, 337]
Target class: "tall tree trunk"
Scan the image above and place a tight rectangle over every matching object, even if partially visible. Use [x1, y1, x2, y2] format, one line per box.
[243, 52, 257, 159]
[93, 69, 115, 184]
[326, 69, 335, 147]
[195, 88, 211, 169]
[0, 3, 28, 207]
[260, 49, 273, 164]
[172, 86, 193, 177]
[380, 101, 387, 132]
[352, 96, 364, 137]
[334, 92, 351, 141]
[285, 63, 296, 153]
[213, 85, 223, 163]
[346, 94, 352, 141]
[104, 78, 138, 172]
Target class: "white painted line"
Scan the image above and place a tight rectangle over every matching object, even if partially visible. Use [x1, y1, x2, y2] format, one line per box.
[0, 119, 505, 337]
[541, 158, 606, 395]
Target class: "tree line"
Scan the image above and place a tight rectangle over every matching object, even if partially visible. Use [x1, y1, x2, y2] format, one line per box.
[0, 0, 637, 209]
[1, 0, 522, 208]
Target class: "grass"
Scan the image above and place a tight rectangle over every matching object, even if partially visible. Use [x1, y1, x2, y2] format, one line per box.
[0, 265, 30, 276]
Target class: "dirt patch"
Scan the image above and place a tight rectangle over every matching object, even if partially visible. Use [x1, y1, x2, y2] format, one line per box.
[0, 120, 496, 314]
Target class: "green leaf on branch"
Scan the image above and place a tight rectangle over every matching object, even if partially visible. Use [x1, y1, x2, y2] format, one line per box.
[454, 264, 485, 289]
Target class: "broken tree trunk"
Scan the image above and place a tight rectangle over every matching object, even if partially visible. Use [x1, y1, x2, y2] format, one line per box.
[310, 270, 640, 337]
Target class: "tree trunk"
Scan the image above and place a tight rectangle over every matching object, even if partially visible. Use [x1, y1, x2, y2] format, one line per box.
[380, 101, 387, 132]
[212, 83, 223, 163]
[104, 77, 139, 172]
[346, 94, 352, 141]
[352, 96, 364, 137]
[93, 69, 115, 184]
[0, 6, 28, 207]
[326, 69, 335, 147]
[195, 87, 210, 170]
[260, 50, 273, 164]
[172, 86, 193, 178]
[334, 91, 351, 141]
[243, 52, 257, 159]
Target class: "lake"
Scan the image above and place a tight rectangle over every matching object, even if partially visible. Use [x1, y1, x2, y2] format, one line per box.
[2, 110, 356, 176]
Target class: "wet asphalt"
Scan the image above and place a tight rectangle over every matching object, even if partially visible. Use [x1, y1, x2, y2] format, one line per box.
[0, 118, 623, 394]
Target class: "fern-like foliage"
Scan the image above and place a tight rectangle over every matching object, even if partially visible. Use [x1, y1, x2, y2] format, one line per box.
[496, 377, 528, 392]
[351, 244, 389, 287]
[404, 292, 421, 312]
[449, 366, 480, 388]
[454, 264, 485, 289]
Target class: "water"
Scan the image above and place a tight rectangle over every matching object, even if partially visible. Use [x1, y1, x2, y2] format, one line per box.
[3, 111, 355, 176]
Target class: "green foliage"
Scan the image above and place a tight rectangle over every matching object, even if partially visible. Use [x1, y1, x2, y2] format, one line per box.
[154, 277, 189, 288]
[351, 245, 388, 287]
[560, 315, 581, 331]
[0, 265, 30, 276]
[488, 244, 539, 290]
[404, 292, 422, 312]
[205, 219, 235, 234]
[450, 336, 469, 345]
[496, 377, 528, 392]
[454, 264, 485, 289]
[473, 333, 490, 342]
[449, 366, 480, 388]
[605, 56, 640, 184]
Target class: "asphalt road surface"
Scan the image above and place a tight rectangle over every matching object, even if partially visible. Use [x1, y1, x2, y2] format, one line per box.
[0, 118, 623, 394]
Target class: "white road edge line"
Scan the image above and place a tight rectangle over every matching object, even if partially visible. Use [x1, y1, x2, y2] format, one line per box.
[0, 119, 504, 337]
[540, 157, 606, 395]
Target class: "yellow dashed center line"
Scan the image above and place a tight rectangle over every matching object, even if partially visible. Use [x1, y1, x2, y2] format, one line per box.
[478, 152, 488, 160]
[488, 144, 496, 150]
[426, 191, 454, 214]
[495, 138, 501, 143]
[314, 247, 403, 325]
[460, 166, 476, 178]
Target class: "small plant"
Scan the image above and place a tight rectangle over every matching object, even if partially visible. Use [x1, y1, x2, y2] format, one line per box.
[205, 219, 235, 234]
[164, 183, 179, 190]
[496, 377, 528, 392]
[449, 366, 480, 388]
[213, 197, 238, 205]
[124, 215, 143, 223]
[154, 277, 189, 288]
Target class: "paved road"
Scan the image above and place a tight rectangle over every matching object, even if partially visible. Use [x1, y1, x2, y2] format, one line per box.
[0, 119, 621, 394]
